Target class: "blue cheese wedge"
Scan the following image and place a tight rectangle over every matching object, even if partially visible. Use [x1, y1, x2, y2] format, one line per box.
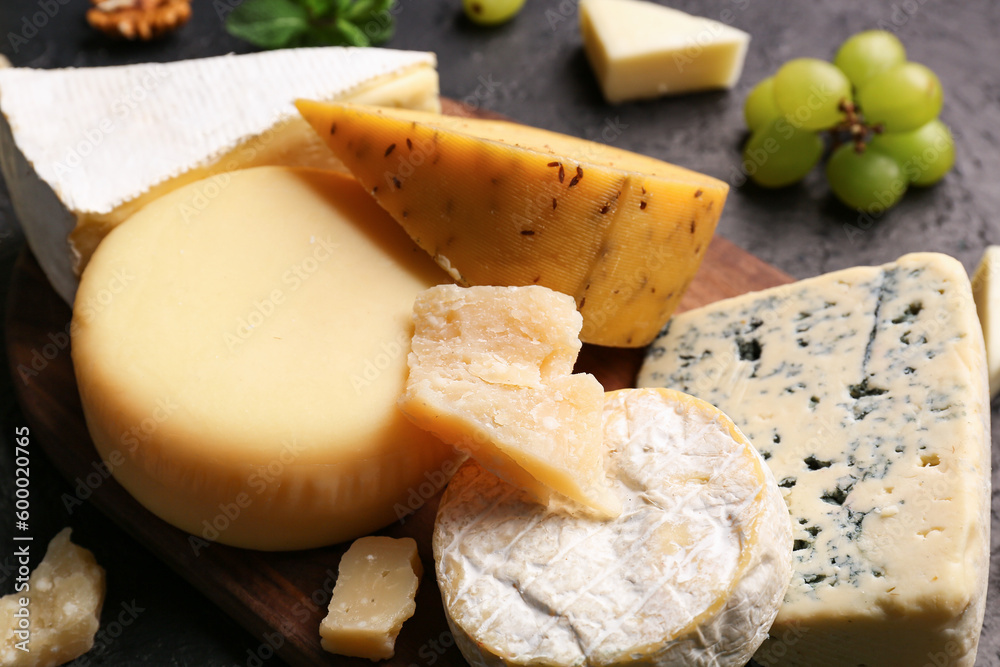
[0, 47, 439, 305]
[434, 388, 792, 667]
[638, 253, 991, 667]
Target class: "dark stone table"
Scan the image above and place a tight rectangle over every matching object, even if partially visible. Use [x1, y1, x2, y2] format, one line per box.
[1, 0, 998, 664]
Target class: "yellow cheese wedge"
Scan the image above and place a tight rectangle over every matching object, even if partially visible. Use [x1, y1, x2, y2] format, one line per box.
[399, 285, 620, 518]
[72, 166, 459, 551]
[320, 536, 423, 660]
[580, 0, 750, 103]
[295, 101, 728, 347]
[0, 529, 105, 667]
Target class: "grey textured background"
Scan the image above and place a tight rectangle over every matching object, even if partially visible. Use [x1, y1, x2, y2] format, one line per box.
[0, 0, 998, 664]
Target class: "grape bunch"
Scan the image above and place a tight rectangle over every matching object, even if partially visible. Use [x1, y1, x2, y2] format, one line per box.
[742, 31, 954, 213]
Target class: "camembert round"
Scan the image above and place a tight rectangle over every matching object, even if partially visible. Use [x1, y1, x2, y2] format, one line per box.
[433, 387, 792, 667]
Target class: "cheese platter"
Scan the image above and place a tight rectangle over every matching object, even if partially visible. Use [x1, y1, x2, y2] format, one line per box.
[1, 0, 999, 664]
[7, 231, 789, 666]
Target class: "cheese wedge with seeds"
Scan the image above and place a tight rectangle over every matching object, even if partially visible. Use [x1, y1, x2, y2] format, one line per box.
[0, 47, 439, 304]
[296, 100, 727, 348]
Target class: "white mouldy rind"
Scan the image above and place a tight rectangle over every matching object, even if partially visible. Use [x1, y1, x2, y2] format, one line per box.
[433, 387, 793, 667]
[0, 47, 440, 304]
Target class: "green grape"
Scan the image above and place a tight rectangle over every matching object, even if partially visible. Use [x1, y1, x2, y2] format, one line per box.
[869, 119, 955, 186]
[772, 58, 852, 131]
[826, 144, 906, 212]
[833, 31, 906, 88]
[857, 62, 943, 132]
[744, 77, 782, 132]
[463, 0, 526, 25]
[743, 118, 823, 188]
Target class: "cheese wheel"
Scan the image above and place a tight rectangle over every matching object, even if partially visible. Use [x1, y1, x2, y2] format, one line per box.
[72, 166, 459, 550]
[433, 388, 792, 667]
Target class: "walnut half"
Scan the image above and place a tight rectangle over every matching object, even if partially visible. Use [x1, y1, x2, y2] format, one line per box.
[87, 0, 192, 41]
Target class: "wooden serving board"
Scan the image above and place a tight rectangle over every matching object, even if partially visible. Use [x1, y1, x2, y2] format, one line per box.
[6, 234, 791, 667]
[3, 94, 793, 667]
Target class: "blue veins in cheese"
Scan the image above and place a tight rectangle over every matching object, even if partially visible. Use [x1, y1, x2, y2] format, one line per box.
[638, 252, 991, 667]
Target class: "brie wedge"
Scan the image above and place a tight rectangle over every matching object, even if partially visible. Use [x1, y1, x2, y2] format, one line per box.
[0, 47, 440, 304]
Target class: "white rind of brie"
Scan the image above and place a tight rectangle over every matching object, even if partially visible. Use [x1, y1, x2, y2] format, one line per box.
[434, 388, 793, 667]
[0, 47, 440, 305]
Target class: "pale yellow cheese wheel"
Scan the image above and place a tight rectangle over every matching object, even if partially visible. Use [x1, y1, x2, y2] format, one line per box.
[72, 166, 458, 550]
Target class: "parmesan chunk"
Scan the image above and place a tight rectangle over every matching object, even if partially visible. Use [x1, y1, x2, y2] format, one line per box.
[320, 536, 422, 660]
[0, 529, 105, 667]
[399, 285, 621, 518]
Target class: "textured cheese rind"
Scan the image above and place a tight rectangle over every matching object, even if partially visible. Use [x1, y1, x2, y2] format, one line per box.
[0, 47, 439, 305]
[72, 167, 459, 550]
[399, 284, 620, 518]
[972, 245, 1000, 398]
[0, 529, 105, 667]
[580, 0, 750, 103]
[295, 100, 727, 348]
[434, 388, 792, 667]
[638, 252, 991, 666]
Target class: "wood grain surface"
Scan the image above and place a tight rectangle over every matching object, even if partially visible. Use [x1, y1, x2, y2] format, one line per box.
[5, 234, 790, 667]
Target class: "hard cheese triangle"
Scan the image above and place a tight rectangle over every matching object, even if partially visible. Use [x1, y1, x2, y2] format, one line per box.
[399, 285, 621, 519]
[580, 0, 750, 102]
[295, 100, 728, 347]
[0, 47, 439, 305]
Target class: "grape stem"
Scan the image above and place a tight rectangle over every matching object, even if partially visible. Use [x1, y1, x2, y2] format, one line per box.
[830, 99, 884, 154]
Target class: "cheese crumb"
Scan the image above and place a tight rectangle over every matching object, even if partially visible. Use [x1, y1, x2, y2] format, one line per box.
[0, 528, 106, 667]
[320, 536, 422, 660]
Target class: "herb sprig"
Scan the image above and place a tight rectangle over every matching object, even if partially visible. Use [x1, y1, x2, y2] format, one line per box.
[225, 0, 396, 49]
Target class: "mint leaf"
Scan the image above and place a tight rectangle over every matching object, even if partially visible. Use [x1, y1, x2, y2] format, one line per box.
[342, 0, 395, 44]
[298, 23, 366, 47]
[339, 0, 375, 21]
[225, 0, 397, 49]
[300, 0, 337, 18]
[355, 12, 394, 44]
[225, 0, 310, 49]
[335, 17, 371, 47]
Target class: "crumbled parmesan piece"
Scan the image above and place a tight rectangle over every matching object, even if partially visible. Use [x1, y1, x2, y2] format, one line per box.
[0, 529, 106, 667]
[398, 285, 621, 518]
[320, 536, 422, 660]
